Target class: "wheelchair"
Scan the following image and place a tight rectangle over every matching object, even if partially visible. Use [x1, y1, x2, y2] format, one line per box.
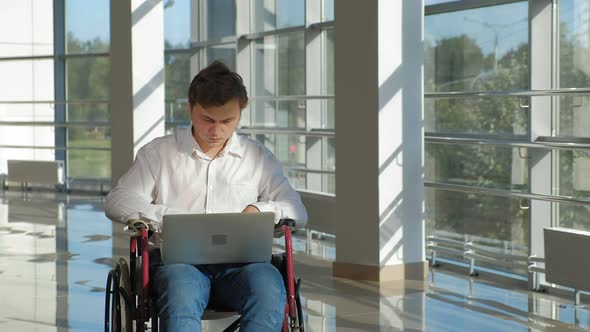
[104, 219, 304, 332]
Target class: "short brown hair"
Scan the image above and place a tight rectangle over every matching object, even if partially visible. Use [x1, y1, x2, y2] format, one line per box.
[188, 60, 248, 109]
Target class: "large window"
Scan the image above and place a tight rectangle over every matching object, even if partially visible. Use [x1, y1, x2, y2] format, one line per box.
[425, 0, 590, 277]
[557, 0, 590, 230]
[0, 1, 55, 176]
[425, 0, 531, 275]
[0, 1, 111, 185]
[64, 0, 111, 180]
[163, 0, 335, 195]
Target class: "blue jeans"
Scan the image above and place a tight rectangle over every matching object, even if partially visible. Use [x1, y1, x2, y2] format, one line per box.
[150, 249, 286, 332]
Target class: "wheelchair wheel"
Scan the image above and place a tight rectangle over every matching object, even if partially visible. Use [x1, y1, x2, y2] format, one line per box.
[116, 258, 133, 331]
[295, 279, 304, 332]
[105, 269, 121, 332]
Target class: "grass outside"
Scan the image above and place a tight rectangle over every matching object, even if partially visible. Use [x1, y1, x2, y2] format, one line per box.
[68, 138, 111, 179]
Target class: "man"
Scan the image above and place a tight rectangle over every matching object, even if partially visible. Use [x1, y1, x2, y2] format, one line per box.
[105, 60, 308, 332]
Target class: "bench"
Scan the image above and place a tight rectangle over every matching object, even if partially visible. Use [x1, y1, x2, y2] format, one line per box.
[6, 160, 65, 190]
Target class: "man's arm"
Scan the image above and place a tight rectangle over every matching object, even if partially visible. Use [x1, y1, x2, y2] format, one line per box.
[249, 151, 308, 229]
[105, 147, 172, 228]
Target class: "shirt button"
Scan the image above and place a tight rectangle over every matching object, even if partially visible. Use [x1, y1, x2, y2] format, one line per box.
[209, 186, 214, 190]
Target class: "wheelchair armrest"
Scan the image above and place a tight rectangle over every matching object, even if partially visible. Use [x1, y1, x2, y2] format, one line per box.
[128, 220, 153, 239]
[276, 218, 296, 228]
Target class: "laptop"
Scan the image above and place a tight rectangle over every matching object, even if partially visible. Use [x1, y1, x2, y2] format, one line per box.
[161, 212, 275, 265]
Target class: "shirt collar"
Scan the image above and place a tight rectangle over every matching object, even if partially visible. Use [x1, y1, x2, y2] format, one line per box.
[177, 127, 243, 159]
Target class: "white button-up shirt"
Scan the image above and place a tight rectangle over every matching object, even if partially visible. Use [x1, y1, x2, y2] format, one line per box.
[105, 128, 308, 230]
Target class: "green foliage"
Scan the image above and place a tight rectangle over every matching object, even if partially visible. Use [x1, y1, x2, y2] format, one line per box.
[427, 34, 530, 247]
[555, 22, 590, 230]
[65, 33, 111, 178]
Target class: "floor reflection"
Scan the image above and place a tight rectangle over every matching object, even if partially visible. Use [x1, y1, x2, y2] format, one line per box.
[1, 192, 590, 331]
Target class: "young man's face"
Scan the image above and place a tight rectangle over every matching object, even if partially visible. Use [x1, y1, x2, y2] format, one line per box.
[189, 99, 241, 151]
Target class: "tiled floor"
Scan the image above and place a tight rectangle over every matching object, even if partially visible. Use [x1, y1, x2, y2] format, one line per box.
[0, 192, 589, 331]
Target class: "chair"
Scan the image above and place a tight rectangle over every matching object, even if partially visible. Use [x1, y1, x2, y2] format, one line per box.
[104, 219, 304, 332]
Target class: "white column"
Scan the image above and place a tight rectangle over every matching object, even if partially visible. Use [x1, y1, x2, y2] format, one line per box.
[110, 0, 165, 184]
[528, 0, 553, 289]
[305, 0, 323, 192]
[334, 0, 426, 281]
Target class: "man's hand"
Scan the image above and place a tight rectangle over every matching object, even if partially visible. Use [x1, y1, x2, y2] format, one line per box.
[242, 205, 260, 213]
[126, 219, 150, 232]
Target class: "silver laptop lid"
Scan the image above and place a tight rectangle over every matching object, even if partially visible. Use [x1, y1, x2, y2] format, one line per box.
[161, 212, 275, 265]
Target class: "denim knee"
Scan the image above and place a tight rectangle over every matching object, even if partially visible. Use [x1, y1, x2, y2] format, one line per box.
[239, 263, 287, 328]
[153, 263, 210, 319]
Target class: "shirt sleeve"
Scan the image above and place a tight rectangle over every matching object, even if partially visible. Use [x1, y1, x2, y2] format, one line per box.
[104, 147, 175, 229]
[250, 150, 308, 229]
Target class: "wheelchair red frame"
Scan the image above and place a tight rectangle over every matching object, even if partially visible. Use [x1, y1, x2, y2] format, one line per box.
[105, 219, 304, 332]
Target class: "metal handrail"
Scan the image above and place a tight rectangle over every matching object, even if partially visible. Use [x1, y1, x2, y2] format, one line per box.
[241, 25, 306, 40]
[283, 166, 335, 175]
[425, 133, 590, 150]
[0, 121, 110, 127]
[425, 181, 590, 206]
[0, 52, 110, 62]
[249, 95, 335, 101]
[425, 0, 524, 15]
[425, 133, 535, 148]
[0, 145, 110, 151]
[426, 236, 465, 247]
[535, 136, 590, 149]
[309, 21, 334, 30]
[239, 127, 335, 137]
[191, 36, 238, 48]
[464, 243, 529, 262]
[425, 88, 590, 99]
[0, 100, 110, 105]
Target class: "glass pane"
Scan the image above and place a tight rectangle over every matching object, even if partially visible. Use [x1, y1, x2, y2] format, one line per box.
[165, 52, 191, 102]
[66, 56, 111, 101]
[253, 0, 304, 32]
[0, 1, 53, 57]
[326, 136, 335, 173]
[68, 102, 110, 122]
[205, 0, 235, 40]
[253, 134, 306, 167]
[66, 0, 110, 53]
[559, 202, 590, 232]
[425, 96, 528, 135]
[426, 188, 529, 275]
[252, 32, 305, 96]
[0, 104, 54, 123]
[559, 0, 590, 89]
[165, 0, 190, 49]
[558, 150, 590, 198]
[305, 99, 335, 130]
[165, 100, 190, 133]
[205, 45, 236, 71]
[278, 32, 305, 95]
[251, 101, 305, 128]
[426, 143, 528, 191]
[424, 2, 528, 92]
[426, 0, 458, 4]
[252, 38, 273, 96]
[277, 0, 304, 29]
[0, 125, 54, 148]
[558, 95, 590, 137]
[0, 59, 54, 101]
[324, 0, 334, 21]
[67, 127, 111, 179]
[286, 169, 307, 192]
[325, 28, 335, 95]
